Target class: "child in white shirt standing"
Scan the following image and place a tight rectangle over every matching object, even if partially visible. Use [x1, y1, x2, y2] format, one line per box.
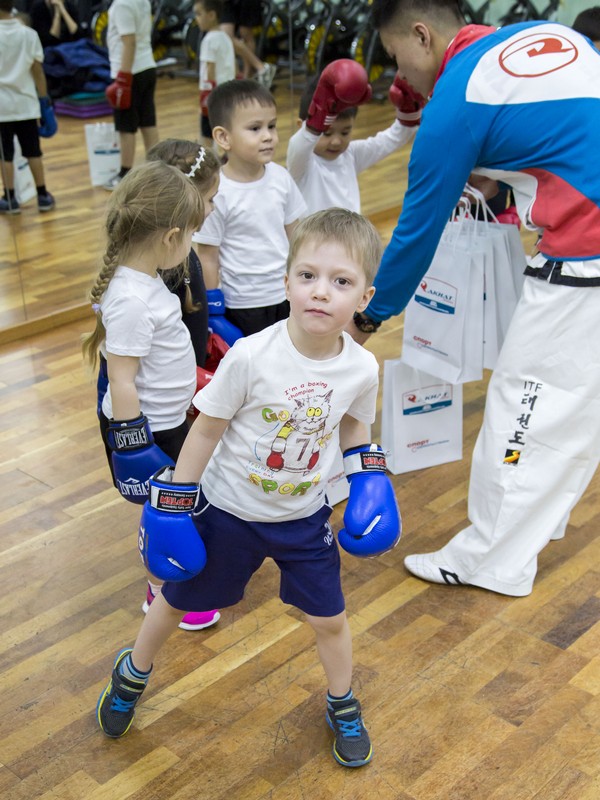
[194, 0, 235, 145]
[194, 79, 307, 336]
[287, 59, 425, 215]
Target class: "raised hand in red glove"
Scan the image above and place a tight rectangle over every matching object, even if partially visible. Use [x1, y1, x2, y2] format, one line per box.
[307, 59, 372, 134]
[388, 73, 427, 127]
[105, 71, 133, 110]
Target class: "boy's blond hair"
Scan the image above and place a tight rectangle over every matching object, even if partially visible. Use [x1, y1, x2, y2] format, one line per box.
[287, 208, 382, 285]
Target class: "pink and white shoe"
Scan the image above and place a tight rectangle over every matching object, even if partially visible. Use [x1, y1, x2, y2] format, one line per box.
[142, 584, 221, 631]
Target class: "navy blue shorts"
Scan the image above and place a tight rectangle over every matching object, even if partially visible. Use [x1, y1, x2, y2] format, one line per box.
[162, 493, 345, 618]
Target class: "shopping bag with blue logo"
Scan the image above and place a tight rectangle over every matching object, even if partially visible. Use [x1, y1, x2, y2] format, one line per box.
[13, 138, 36, 204]
[401, 211, 486, 384]
[380, 358, 463, 475]
[85, 122, 121, 187]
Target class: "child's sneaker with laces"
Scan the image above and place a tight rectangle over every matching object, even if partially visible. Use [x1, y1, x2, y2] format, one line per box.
[142, 583, 221, 631]
[0, 195, 20, 214]
[37, 191, 55, 212]
[326, 694, 372, 767]
[96, 648, 148, 738]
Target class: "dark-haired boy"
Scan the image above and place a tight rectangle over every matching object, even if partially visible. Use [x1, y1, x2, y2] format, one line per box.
[287, 59, 423, 214]
[193, 79, 307, 336]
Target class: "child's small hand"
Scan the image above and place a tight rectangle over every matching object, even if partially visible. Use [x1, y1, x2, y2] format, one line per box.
[389, 74, 427, 127]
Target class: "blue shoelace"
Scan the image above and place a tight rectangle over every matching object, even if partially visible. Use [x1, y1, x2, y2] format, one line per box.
[337, 717, 362, 738]
[111, 695, 137, 713]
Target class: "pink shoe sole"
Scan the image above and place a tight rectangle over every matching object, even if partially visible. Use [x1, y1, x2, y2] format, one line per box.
[142, 594, 220, 631]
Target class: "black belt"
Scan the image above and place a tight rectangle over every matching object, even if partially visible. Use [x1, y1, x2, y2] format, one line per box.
[524, 259, 600, 287]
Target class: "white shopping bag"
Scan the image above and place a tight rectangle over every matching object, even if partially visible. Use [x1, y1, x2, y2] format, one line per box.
[85, 122, 121, 187]
[402, 216, 485, 383]
[460, 190, 528, 370]
[13, 138, 36, 204]
[381, 359, 463, 475]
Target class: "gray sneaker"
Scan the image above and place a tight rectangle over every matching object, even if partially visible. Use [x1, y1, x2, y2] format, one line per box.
[256, 62, 277, 89]
[0, 195, 20, 214]
[102, 174, 122, 191]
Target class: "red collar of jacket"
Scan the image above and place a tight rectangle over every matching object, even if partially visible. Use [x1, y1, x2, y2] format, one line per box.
[433, 24, 497, 90]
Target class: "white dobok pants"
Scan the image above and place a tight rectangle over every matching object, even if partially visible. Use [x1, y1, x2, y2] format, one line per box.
[439, 259, 600, 596]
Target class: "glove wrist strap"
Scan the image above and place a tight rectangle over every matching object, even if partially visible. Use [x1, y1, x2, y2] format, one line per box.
[150, 483, 198, 512]
[343, 445, 387, 477]
[397, 109, 421, 122]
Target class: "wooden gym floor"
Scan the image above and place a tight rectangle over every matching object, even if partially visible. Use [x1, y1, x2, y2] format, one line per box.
[1, 66, 600, 800]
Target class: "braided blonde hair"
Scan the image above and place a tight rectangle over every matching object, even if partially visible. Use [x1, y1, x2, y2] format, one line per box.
[146, 139, 221, 313]
[82, 160, 205, 367]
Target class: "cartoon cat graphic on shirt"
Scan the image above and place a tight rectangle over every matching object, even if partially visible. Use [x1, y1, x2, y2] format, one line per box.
[266, 390, 334, 472]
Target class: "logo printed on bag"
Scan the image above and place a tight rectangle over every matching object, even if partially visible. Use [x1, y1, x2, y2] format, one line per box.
[414, 278, 457, 314]
[403, 386, 453, 415]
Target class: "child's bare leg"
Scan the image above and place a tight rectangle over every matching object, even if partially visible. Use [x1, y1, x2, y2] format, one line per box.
[1, 160, 15, 191]
[132, 590, 183, 671]
[27, 156, 45, 187]
[141, 125, 159, 154]
[119, 131, 136, 169]
[306, 610, 352, 696]
[306, 610, 372, 767]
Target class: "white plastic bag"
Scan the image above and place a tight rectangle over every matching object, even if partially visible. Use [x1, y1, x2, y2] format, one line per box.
[85, 122, 121, 187]
[402, 212, 485, 383]
[13, 138, 36, 204]
[381, 359, 463, 475]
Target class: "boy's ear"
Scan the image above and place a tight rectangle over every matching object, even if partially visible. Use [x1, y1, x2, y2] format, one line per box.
[212, 125, 230, 150]
[296, 117, 303, 129]
[356, 286, 375, 313]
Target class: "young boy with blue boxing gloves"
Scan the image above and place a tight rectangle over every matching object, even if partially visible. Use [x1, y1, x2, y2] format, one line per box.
[96, 207, 401, 768]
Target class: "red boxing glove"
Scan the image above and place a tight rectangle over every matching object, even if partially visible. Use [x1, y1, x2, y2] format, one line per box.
[200, 80, 216, 117]
[105, 71, 133, 110]
[389, 73, 426, 127]
[307, 59, 372, 133]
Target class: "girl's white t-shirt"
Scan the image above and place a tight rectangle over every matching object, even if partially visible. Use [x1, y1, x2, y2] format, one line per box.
[100, 267, 196, 430]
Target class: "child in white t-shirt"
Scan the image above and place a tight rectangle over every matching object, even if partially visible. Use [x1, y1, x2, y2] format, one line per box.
[0, 1, 56, 213]
[287, 65, 425, 215]
[96, 208, 401, 769]
[194, 79, 307, 336]
[194, 0, 235, 144]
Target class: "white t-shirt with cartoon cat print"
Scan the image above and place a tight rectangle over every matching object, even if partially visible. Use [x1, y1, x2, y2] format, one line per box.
[193, 320, 378, 522]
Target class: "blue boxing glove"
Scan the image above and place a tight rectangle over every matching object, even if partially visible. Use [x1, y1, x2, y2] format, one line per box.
[338, 444, 401, 557]
[38, 96, 57, 138]
[107, 414, 174, 504]
[138, 466, 207, 581]
[206, 288, 243, 346]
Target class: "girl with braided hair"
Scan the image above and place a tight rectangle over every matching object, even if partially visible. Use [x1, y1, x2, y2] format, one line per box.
[82, 158, 221, 632]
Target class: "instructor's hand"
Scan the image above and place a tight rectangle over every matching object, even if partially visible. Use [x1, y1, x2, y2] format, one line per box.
[345, 319, 371, 345]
